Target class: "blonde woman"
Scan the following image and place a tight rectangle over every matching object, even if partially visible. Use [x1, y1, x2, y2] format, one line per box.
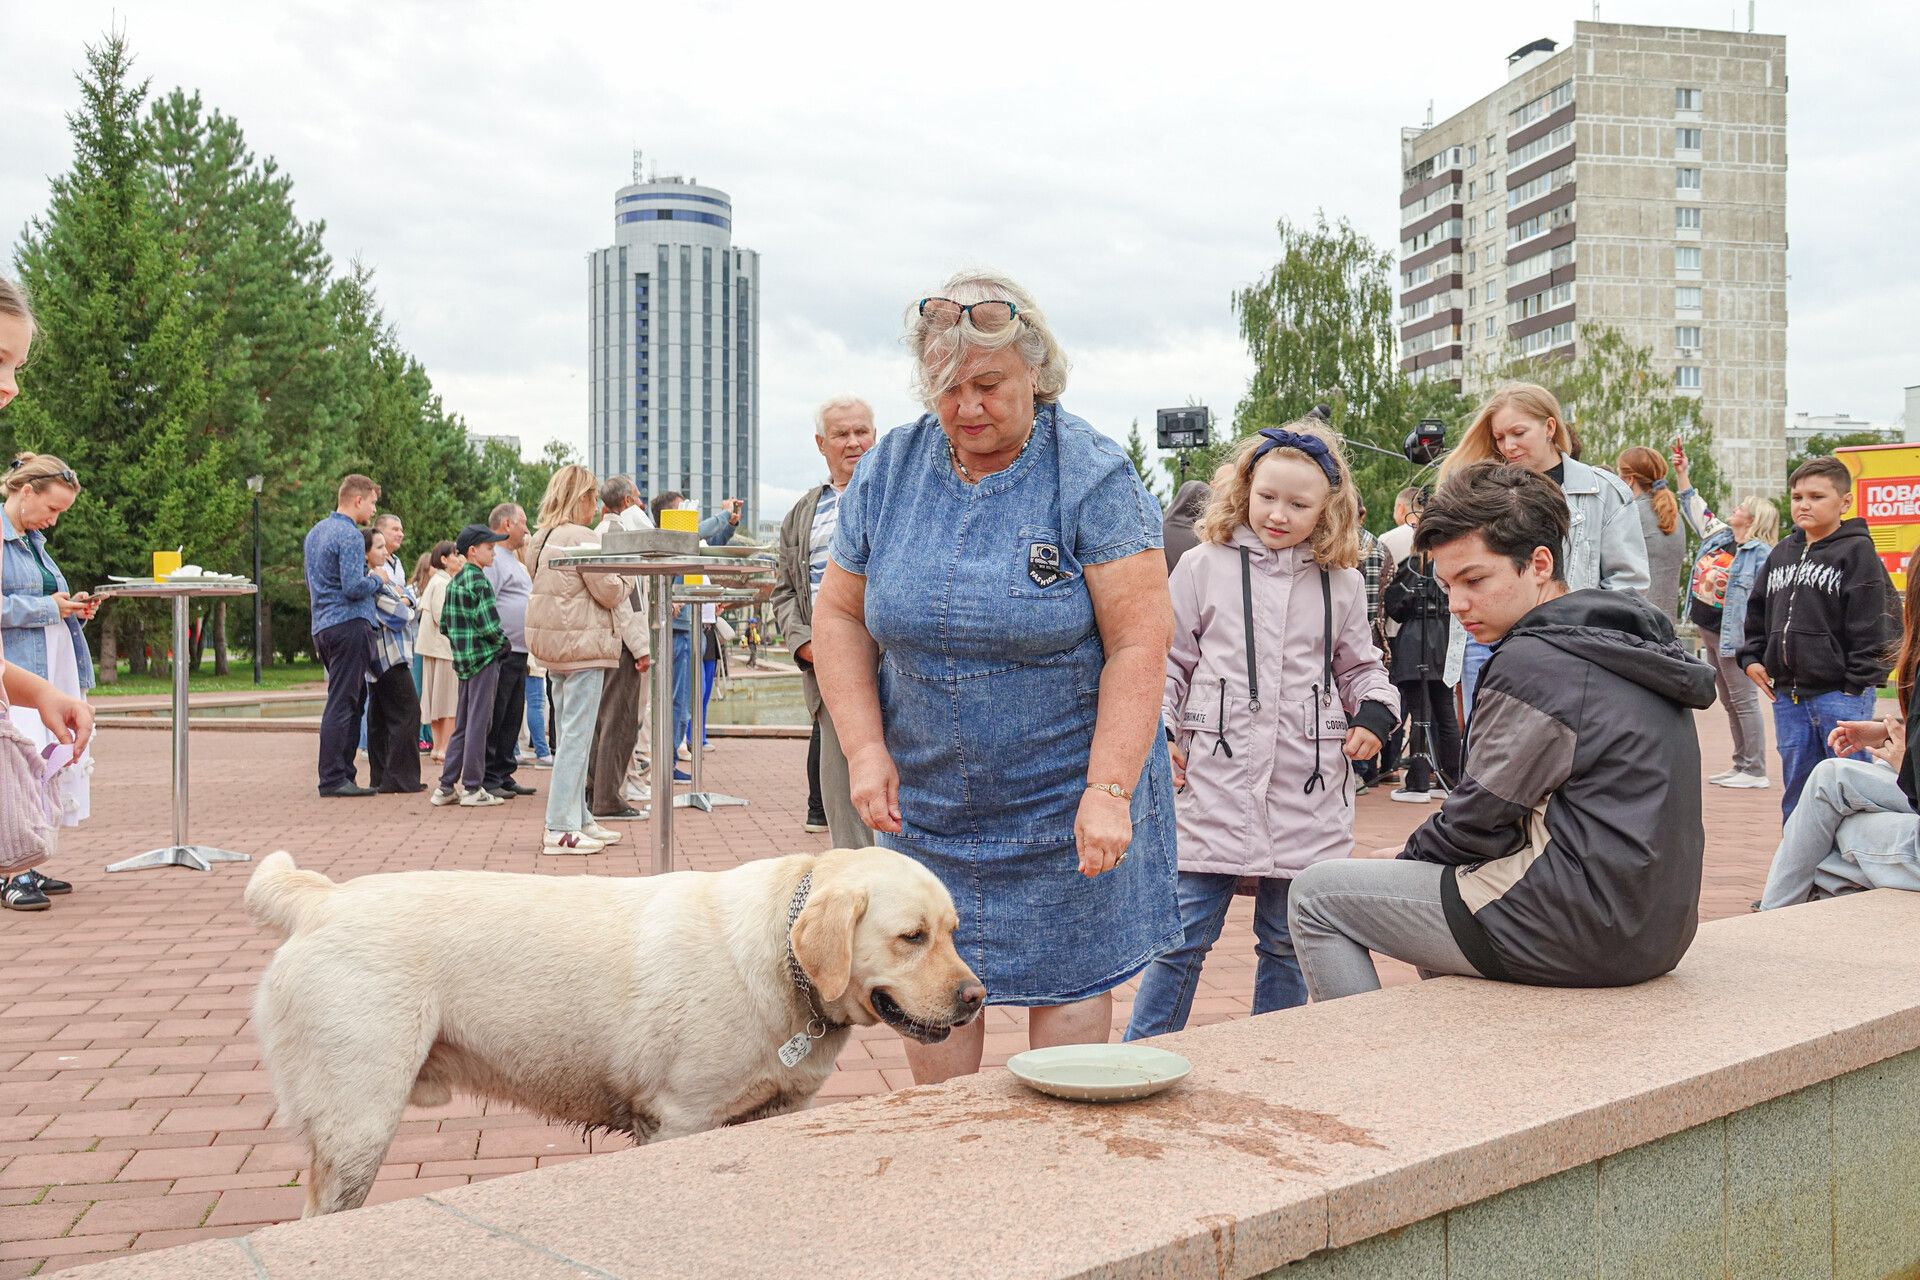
[525, 464, 645, 854]
[1127, 420, 1397, 1037]
[1673, 441, 1778, 788]
[813, 269, 1176, 1082]
[1436, 382, 1649, 712]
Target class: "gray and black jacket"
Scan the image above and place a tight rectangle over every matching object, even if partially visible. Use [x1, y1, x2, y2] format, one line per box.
[1401, 590, 1717, 987]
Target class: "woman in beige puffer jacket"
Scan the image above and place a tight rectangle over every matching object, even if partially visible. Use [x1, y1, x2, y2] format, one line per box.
[526, 465, 645, 852]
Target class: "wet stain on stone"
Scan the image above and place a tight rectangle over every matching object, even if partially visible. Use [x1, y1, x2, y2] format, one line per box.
[868, 1156, 892, 1178]
[1197, 1212, 1238, 1280]
[793, 1082, 1383, 1175]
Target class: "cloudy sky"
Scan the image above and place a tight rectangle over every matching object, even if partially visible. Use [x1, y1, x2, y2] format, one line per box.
[8, 0, 1916, 521]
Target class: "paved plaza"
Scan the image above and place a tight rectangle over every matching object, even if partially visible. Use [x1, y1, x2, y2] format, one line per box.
[0, 709, 1781, 1275]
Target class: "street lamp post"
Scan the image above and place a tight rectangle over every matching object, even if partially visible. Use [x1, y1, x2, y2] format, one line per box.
[247, 475, 264, 685]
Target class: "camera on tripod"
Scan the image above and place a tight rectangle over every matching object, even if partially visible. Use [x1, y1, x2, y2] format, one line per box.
[1156, 407, 1211, 451]
[1405, 419, 1447, 466]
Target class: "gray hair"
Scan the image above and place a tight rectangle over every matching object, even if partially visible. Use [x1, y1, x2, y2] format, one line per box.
[814, 396, 874, 435]
[372, 512, 402, 535]
[905, 269, 1068, 411]
[598, 474, 640, 510]
[488, 502, 522, 531]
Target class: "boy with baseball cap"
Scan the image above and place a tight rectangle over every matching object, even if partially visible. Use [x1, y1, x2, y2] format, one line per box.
[432, 524, 511, 807]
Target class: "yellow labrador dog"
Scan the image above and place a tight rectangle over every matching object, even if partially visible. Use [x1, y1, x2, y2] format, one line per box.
[246, 846, 984, 1217]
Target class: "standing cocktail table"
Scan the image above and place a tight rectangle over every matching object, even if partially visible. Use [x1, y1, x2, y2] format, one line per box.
[671, 584, 765, 813]
[551, 551, 774, 874]
[95, 578, 259, 873]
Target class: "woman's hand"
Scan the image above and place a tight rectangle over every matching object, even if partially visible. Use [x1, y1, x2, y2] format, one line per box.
[847, 742, 902, 834]
[1671, 438, 1692, 490]
[38, 689, 94, 757]
[1342, 726, 1383, 761]
[1745, 663, 1775, 703]
[1829, 718, 1892, 757]
[1074, 787, 1133, 879]
[635, 655, 651, 673]
[51, 591, 96, 621]
[1168, 736, 1188, 790]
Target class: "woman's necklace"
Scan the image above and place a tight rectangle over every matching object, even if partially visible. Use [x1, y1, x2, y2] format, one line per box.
[947, 427, 1035, 485]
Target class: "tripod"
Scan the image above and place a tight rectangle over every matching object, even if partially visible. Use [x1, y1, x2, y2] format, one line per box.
[1396, 555, 1457, 798]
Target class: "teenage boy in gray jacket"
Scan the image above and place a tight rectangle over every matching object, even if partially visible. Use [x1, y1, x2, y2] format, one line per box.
[1290, 463, 1716, 999]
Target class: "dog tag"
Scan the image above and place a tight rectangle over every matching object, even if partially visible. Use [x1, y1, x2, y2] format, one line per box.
[778, 1032, 814, 1068]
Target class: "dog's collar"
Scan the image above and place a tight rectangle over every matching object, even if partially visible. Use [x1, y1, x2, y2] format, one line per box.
[785, 872, 847, 1033]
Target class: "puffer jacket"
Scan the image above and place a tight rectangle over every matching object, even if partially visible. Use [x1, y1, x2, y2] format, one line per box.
[1445, 453, 1649, 684]
[525, 523, 635, 672]
[1164, 529, 1400, 878]
[1403, 589, 1716, 986]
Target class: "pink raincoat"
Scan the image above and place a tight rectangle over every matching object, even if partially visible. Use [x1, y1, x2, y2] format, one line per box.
[1163, 528, 1399, 877]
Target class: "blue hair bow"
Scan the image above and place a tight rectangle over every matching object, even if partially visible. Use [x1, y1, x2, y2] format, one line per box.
[1252, 428, 1340, 488]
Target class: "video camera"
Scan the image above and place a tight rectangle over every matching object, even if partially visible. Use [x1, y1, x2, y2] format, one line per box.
[1156, 407, 1211, 452]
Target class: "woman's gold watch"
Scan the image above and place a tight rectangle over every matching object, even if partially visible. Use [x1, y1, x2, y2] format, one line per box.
[1086, 782, 1132, 801]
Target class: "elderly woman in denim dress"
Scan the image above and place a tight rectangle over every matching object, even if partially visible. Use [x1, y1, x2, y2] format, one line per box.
[814, 270, 1181, 1084]
[1, 451, 98, 911]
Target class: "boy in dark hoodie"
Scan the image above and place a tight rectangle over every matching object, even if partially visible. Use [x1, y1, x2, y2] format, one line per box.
[1289, 463, 1716, 999]
[1737, 455, 1898, 818]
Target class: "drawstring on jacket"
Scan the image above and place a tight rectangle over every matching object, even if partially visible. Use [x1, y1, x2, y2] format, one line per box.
[1303, 568, 1339, 803]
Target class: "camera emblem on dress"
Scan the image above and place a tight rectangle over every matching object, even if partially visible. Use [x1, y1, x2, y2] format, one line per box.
[1028, 542, 1062, 588]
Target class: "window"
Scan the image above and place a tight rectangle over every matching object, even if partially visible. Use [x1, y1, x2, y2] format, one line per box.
[1466, 214, 1477, 236]
[1676, 326, 1702, 351]
[1675, 246, 1702, 270]
[1509, 121, 1575, 169]
[1485, 317, 1497, 338]
[1466, 250, 1477, 272]
[1509, 200, 1576, 247]
[1509, 80, 1573, 131]
[1676, 286, 1703, 309]
[1507, 241, 1576, 286]
[1676, 206, 1702, 230]
[1676, 127, 1702, 150]
[1467, 144, 1477, 166]
[1518, 320, 1575, 355]
[1676, 366, 1702, 389]
[1467, 179, 1476, 200]
[1676, 167, 1702, 190]
[1467, 287, 1477, 307]
[1485, 278, 1500, 302]
[1676, 88, 1702, 111]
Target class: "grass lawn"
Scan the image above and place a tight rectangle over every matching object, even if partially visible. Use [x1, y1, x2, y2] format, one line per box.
[89, 656, 327, 698]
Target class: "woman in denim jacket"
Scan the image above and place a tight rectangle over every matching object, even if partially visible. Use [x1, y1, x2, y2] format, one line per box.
[1438, 383, 1650, 716]
[1673, 441, 1777, 788]
[2, 448, 97, 910]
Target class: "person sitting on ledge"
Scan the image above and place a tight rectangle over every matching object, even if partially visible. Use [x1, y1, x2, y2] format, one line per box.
[1288, 463, 1716, 1001]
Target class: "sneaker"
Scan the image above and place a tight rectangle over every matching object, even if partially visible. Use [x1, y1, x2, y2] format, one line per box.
[485, 787, 519, 801]
[3, 875, 50, 911]
[672, 768, 692, 782]
[23, 869, 71, 895]
[804, 815, 829, 834]
[1715, 771, 1770, 789]
[533, 756, 555, 770]
[1390, 788, 1435, 804]
[622, 782, 653, 805]
[677, 745, 692, 762]
[430, 786, 460, 807]
[582, 822, 623, 844]
[593, 806, 650, 822]
[541, 829, 605, 855]
[1707, 769, 1737, 784]
[459, 789, 505, 808]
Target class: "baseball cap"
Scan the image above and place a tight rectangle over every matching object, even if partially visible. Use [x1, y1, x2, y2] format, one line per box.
[455, 523, 509, 554]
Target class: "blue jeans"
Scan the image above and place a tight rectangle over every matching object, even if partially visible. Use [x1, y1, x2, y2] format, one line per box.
[542, 669, 603, 833]
[1459, 639, 1494, 725]
[524, 675, 550, 759]
[670, 630, 694, 753]
[1773, 688, 1876, 819]
[688, 658, 717, 748]
[1124, 872, 1304, 1040]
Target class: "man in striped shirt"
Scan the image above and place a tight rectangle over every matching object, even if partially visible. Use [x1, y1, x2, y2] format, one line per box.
[774, 396, 876, 849]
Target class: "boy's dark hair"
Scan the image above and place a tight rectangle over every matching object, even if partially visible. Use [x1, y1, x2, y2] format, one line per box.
[1413, 462, 1570, 582]
[1788, 455, 1851, 496]
[650, 491, 684, 526]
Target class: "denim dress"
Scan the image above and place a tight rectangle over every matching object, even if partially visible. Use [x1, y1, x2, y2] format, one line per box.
[832, 404, 1182, 1006]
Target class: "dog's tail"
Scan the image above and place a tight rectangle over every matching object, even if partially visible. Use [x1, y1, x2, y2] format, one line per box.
[244, 851, 337, 935]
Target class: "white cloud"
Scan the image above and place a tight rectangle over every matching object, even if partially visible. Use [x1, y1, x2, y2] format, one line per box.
[6, 0, 1916, 521]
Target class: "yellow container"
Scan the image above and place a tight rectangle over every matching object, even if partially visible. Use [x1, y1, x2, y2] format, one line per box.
[152, 550, 183, 580]
[659, 509, 703, 584]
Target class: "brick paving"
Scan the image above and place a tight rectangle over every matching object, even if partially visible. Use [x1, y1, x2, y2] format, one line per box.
[0, 708, 1780, 1275]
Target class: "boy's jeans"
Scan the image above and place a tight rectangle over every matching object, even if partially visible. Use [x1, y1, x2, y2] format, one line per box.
[1125, 873, 1304, 1040]
[524, 675, 551, 759]
[1759, 757, 1920, 907]
[1773, 688, 1876, 819]
[670, 630, 694, 758]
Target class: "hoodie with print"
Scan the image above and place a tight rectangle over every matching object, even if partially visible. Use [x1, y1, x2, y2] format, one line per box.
[1400, 589, 1717, 987]
[1736, 517, 1897, 697]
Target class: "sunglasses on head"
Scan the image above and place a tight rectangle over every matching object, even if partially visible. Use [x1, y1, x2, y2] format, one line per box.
[916, 297, 1020, 334]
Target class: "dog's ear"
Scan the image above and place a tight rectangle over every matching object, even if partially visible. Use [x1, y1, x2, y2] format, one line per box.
[791, 884, 869, 1003]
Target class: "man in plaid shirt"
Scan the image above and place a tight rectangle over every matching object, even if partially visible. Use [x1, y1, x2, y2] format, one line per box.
[432, 523, 511, 807]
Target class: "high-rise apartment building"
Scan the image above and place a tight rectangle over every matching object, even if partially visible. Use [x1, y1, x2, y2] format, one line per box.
[1398, 21, 1787, 495]
[588, 174, 760, 517]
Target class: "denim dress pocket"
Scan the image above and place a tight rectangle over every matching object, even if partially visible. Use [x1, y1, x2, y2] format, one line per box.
[1009, 525, 1083, 599]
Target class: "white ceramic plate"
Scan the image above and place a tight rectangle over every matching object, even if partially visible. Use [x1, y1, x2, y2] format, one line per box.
[1005, 1044, 1191, 1102]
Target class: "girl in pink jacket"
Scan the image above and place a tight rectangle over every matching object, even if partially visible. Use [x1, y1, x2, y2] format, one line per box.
[1125, 422, 1399, 1037]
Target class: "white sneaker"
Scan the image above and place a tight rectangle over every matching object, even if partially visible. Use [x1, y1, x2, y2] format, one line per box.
[1715, 771, 1770, 789]
[429, 787, 460, 807]
[1389, 788, 1435, 804]
[676, 744, 693, 762]
[582, 822, 623, 844]
[459, 788, 505, 807]
[622, 782, 652, 805]
[542, 829, 605, 855]
[1707, 769, 1737, 784]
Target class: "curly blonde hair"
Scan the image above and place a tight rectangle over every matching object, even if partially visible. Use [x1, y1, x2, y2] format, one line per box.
[1197, 419, 1360, 569]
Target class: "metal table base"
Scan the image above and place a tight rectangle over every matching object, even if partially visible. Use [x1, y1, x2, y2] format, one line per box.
[102, 582, 257, 874]
[672, 588, 752, 812]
